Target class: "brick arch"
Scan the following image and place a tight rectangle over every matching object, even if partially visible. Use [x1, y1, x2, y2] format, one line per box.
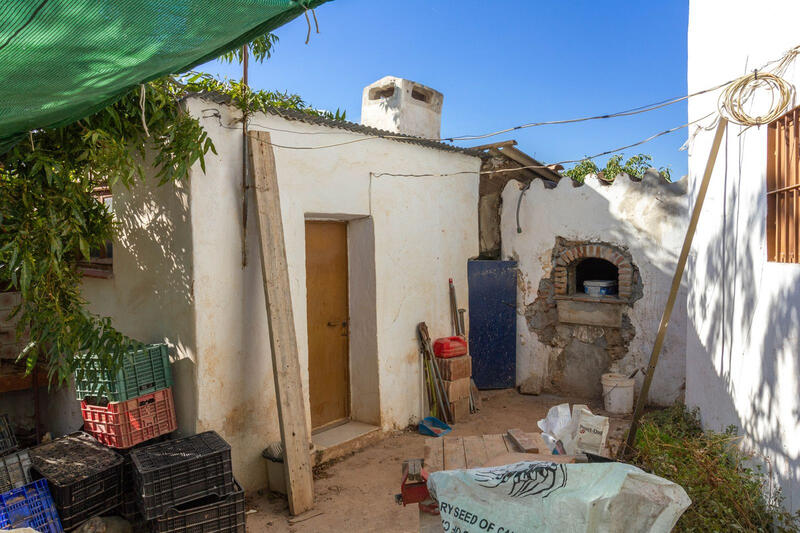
[553, 243, 633, 299]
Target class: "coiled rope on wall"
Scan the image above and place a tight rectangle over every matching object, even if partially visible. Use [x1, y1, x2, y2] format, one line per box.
[719, 71, 794, 126]
[718, 44, 800, 126]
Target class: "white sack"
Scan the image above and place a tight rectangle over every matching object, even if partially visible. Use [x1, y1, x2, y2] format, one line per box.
[569, 407, 610, 455]
[428, 461, 690, 533]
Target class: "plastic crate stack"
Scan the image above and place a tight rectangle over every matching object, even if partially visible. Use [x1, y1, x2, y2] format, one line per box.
[29, 432, 123, 531]
[0, 414, 18, 457]
[76, 344, 177, 449]
[130, 431, 245, 532]
[0, 420, 63, 532]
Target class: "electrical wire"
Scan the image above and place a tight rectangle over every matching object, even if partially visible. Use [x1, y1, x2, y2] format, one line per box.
[195, 42, 800, 145]
[195, 41, 800, 180]
[372, 112, 716, 178]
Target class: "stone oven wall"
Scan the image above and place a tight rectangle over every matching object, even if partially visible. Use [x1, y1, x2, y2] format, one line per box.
[500, 171, 688, 405]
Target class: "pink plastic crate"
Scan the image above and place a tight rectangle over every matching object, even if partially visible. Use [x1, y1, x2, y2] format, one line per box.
[81, 388, 176, 448]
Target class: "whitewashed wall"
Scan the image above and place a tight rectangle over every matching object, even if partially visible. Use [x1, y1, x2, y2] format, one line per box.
[687, 0, 800, 511]
[80, 173, 198, 439]
[500, 173, 688, 405]
[185, 96, 480, 490]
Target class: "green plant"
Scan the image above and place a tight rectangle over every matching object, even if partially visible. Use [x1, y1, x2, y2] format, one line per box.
[0, 39, 347, 385]
[217, 33, 280, 64]
[563, 158, 600, 183]
[182, 73, 347, 121]
[630, 405, 800, 532]
[0, 78, 213, 385]
[564, 153, 671, 183]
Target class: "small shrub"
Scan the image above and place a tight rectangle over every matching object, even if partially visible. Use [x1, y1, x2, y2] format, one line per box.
[564, 153, 671, 183]
[630, 405, 799, 532]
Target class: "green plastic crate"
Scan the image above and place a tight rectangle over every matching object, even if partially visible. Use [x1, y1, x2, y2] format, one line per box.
[74, 344, 172, 402]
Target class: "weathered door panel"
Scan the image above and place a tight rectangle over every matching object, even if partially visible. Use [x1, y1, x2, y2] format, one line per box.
[468, 260, 517, 389]
[305, 221, 350, 429]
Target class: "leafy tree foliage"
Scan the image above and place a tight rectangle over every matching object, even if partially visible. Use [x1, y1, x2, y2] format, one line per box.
[0, 36, 344, 385]
[217, 34, 280, 64]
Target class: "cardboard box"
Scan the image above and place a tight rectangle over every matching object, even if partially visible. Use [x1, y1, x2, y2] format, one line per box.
[448, 398, 470, 423]
[442, 377, 470, 401]
[437, 355, 471, 381]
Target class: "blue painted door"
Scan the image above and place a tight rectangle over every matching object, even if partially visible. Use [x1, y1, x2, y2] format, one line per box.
[468, 260, 517, 389]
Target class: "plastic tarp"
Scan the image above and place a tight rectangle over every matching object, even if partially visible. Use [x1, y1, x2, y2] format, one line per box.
[0, 0, 330, 152]
[428, 461, 691, 533]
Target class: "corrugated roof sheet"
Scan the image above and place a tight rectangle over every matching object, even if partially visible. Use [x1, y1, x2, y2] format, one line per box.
[191, 92, 481, 157]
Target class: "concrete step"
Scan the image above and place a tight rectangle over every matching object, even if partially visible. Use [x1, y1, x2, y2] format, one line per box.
[311, 421, 382, 466]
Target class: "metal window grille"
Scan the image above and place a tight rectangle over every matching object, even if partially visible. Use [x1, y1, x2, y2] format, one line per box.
[767, 106, 800, 263]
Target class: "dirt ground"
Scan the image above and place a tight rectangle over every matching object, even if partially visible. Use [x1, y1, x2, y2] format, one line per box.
[245, 389, 630, 533]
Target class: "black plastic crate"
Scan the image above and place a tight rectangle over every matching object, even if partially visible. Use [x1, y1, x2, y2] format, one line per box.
[131, 431, 233, 521]
[119, 434, 171, 524]
[0, 414, 18, 456]
[29, 432, 123, 531]
[0, 449, 32, 493]
[120, 453, 140, 524]
[152, 480, 245, 532]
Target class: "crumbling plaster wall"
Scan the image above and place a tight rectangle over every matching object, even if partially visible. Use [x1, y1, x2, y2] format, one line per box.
[186, 96, 479, 490]
[500, 171, 688, 404]
[478, 157, 536, 258]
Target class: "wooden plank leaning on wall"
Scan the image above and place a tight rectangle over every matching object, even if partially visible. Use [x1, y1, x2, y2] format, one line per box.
[249, 130, 314, 515]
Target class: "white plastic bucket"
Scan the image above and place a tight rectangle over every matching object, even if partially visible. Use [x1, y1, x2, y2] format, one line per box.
[601, 373, 634, 414]
[584, 279, 618, 296]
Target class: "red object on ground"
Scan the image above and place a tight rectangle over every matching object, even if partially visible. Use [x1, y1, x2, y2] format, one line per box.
[81, 388, 177, 448]
[396, 460, 430, 507]
[433, 336, 468, 358]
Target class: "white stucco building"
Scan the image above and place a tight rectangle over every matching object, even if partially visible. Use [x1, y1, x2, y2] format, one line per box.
[500, 172, 688, 405]
[71, 78, 481, 491]
[687, 0, 800, 511]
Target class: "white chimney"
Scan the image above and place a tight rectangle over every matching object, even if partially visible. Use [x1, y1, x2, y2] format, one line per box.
[361, 76, 443, 139]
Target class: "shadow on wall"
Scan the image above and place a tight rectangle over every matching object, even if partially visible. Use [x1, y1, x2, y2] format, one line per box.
[688, 127, 800, 509]
[69, 170, 199, 438]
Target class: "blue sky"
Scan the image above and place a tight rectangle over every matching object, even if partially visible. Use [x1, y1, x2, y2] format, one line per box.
[199, 0, 689, 177]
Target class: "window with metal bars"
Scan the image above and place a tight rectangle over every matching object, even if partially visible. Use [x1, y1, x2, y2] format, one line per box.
[767, 106, 800, 263]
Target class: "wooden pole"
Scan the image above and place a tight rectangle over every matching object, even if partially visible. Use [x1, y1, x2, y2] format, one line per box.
[249, 130, 314, 514]
[241, 44, 249, 268]
[623, 118, 728, 456]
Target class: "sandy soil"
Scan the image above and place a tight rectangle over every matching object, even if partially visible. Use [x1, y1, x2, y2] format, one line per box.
[244, 390, 629, 533]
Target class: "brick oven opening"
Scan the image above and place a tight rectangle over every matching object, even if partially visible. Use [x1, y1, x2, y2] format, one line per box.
[574, 258, 618, 295]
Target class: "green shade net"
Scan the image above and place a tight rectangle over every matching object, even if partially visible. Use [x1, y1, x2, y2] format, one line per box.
[0, 0, 330, 152]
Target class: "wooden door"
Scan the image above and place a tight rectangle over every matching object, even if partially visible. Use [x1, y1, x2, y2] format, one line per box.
[305, 221, 350, 429]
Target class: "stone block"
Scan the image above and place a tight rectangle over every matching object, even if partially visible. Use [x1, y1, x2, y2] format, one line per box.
[556, 299, 622, 328]
[436, 355, 471, 380]
[442, 377, 470, 401]
[448, 398, 470, 423]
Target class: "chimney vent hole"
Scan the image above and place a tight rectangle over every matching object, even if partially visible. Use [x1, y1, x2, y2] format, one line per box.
[369, 85, 396, 100]
[411, 86, 432, 103]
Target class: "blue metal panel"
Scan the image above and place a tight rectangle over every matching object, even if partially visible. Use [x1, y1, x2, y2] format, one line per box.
[468, 260, 517, 389]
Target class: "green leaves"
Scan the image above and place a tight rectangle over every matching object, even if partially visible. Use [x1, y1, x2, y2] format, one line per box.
[217, 33, 280, 64]
[0, 45, 347, 385]
[564, 153, 672, 183]
[180, 73, 347, 122]
[631, 406, 800, 532]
